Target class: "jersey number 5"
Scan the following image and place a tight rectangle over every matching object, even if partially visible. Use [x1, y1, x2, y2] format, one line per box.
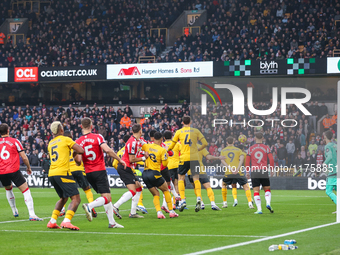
[85, 145, 96, 161]
[51, 145, 59, 162]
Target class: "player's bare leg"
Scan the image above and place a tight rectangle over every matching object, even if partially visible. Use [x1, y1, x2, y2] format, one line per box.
[130, 181, 144, 218]
[83, 186, 97, 217]
[263, 185, 273, 213]
[16, 182, 42, 221]
[242, 183, 254, 209]
[5, 185, 18, 217]
[48, 197, 68, 229]
[192, 174, 202, 212]
[60, 194, 81, 230]
[221, 183, 228, 208]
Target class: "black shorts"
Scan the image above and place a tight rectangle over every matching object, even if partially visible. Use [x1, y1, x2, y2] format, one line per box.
[223, 174, 248, 186]
[250, 170, 270, 187]
[161, 167, 171, 183]
[142, 170, 166, 189]
[188, 174, 210, 184]
[117, 165, 137, 186]
[251, 178, 270, 188]
[169, 168, 178, 180]
[86, 170, 110, 194]
[0, 170, 26, 187]
[178, 160, 200, 175]
[71, 171, 90, 190]
[49, 175, 79, 198]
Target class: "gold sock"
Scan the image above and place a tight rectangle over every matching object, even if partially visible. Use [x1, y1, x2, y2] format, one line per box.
[52, 210, 60, 220]
[222, 188, 227, 202]
[164, 191, 173, 211]
[207, 188, 215, 202]
[138, 191, 144, 207]
[194, 180, 202, 199]
[178, 180, 186, 199]
[153, 195, 161, 212]
[232, 188, 237, 200]
[65, 210, 75, 221]
[172, 196, 176, 206]
[84, 189, 94, 203]
[245, 190, 252, 203]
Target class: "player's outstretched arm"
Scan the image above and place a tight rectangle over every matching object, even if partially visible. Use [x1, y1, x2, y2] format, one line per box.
[206, 154, 225, 161]
[19, 151, 32, 175]
[101, 143, 127, 168]
[72, 144, 84, 165]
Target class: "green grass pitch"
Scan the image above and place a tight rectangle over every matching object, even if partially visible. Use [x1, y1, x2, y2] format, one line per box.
[0, 188, 339, 255]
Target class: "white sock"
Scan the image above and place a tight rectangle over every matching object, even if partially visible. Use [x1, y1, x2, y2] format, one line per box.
[6, 188, 17, 214]
[131, 191, 141, 215]
[234, 199, 238, 203]
[254, 194, 262, 211]
[88, 197, 105, 210]
[211, 201, 216, 206]
[162, 195, 168, 208]
[62, 218, 71, 223]
[170, 182, 178, 197]
[23, 189, 35, 217]
[114, 191, 133, 208]
[50, 218, 57, 224]
[104, 202, 115, 225]
[265, 191, 271, 206]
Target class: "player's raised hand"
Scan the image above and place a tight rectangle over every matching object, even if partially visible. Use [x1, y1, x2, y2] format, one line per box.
[26, 166, 32, 175]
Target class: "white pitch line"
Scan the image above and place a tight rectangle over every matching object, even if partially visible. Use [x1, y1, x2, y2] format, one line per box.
[184, 222, 339, 255]
[0, 230, 267, 238]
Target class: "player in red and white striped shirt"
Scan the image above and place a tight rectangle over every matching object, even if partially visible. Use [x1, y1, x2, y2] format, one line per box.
[0, 124, 42, 221]
[246, 132, 274, 215]
[113, 124, 148, 218]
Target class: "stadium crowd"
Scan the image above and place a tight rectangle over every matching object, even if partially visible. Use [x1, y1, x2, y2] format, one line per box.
[0, 0, 339, 67]
[0, 100, 336, 174]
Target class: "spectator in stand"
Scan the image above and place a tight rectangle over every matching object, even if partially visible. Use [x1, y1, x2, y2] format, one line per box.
[308, 140, 318, 155]
[319, 102, 328, 117]
[308, 102, 317, 133]
[120, 113, 131, 131]
[323, 114, 333, 130]
[29, 149, 39, 166]
[277, 143, 287, 168]
[41, 154, 50, 188]
[208, 141, 218, 156]
[286, 139, 295, 167]
[316, 150, 324, 167]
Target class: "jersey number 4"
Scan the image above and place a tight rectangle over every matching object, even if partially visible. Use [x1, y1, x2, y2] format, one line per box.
[184, 134, 192, 146]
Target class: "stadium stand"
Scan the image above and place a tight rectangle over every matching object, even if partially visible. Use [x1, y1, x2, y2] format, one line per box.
[0, 0, 339, 67]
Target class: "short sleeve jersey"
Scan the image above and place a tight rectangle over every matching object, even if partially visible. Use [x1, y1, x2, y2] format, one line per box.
[122, 136, 147, 168]
[142, 143, 168, 172]
[324, 142, 337, 178]
[170, 126, 206, 161]
[221, 146, 244, 176]
[0, 137, 24, 174]
[164, 140, 180, 170]
[76, 133, 106, 173]
[69, 148, 84, 173]
[247, 143, 271, 171]
[48, 136, 76, 176]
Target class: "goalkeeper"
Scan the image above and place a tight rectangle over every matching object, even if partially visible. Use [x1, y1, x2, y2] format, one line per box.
[324, 130, 337, 207]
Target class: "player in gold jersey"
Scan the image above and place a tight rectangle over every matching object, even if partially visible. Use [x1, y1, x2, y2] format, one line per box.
[167, 116, 208, 212]
[220, 137, 253, 209]
[61, 131, 97, 217]
[142, 132, 179, 219]
[47, 121, 84, 230]
[187, 145, 225, 210]
[164, 131, 181, 208]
